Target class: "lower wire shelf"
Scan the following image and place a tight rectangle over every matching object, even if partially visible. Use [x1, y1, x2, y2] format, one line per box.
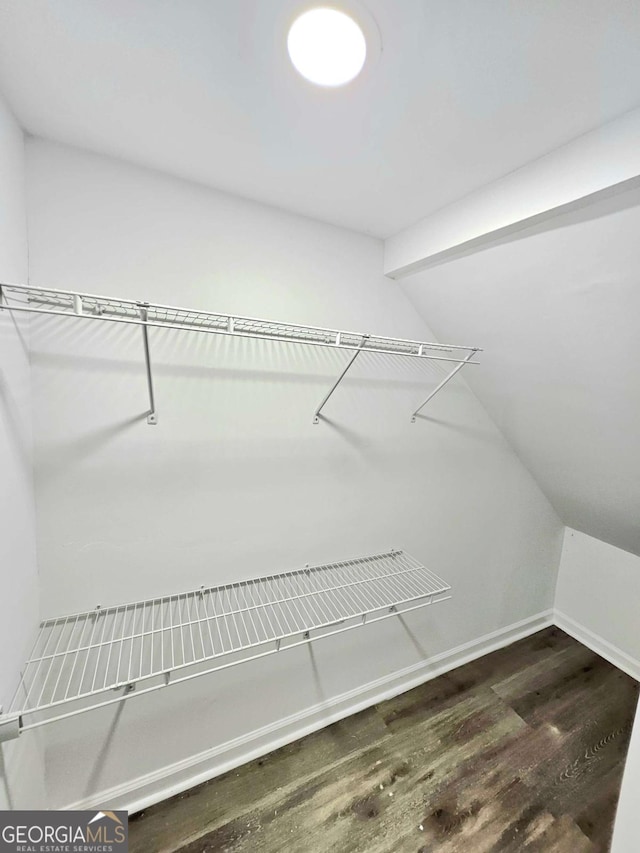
[1, 550, 451, 741]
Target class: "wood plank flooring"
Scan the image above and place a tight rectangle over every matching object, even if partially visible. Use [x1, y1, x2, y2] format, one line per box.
[129, 628, 638, 852]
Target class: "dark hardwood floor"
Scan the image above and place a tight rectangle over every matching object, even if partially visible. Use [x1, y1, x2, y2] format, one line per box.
[129, 628, 639, 852]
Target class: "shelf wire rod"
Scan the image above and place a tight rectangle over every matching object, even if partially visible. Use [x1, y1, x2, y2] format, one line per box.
[20, 623, 58, 710]
[231, 586, 249, 650]
[115, 608, 127, 690]
[338, 560, 387, 612]
[63, 609, 100, 706]
[355, 556, 413, 601]
[376, 571, 423, 606]
[245, 584, 268, 646]
[175, 597, 185, 667]
[313, 577, 351, 624]
[290, 574, 328, 630]
[326, 566, 367, 617]
[200, 591, 217, 659]
[244, 581, 271, 644]
[289, 574, 327, 625]
[205, 589, 225, 656]
[411, 350, 476, 421]
[191, 594, 203, 661]
[222, 587, 239, 651]
[381, 561, 434, 599]
[287, 574, 318, 634]
[322, 582, 357, 624]
[126, 603, 139, 685]
[138, 602, 146, 682]
[255, 581, 287, 640]
[48, 614, 83, 707]
[313, 335, 369, 424]
[232, 586, 249, 649]
[185, 595, 198, 662]
[358, 558, 410, 608]
[18, 623, 54, 710]
[276, 578, 303, 636]
[244, 587, 261, 647]
[191, 594, 205, 662]
[155, 601, 162, 672]
[89, 608, 111, 696]
[165, 599, 175, 670]
[32, 614, 74, 710]
[185, 595, 197, 665]
[186, 594, 195, 664]
[8, 619, 47, 714]
[101, 606, 123, 693]
[236, 585, 254, 648]
[212, 589, 228, 656]
[394, 553, 447, 593]
[322, 569, 362, 618]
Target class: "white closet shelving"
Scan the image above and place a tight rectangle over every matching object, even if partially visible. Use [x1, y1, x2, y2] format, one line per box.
[0, 282, 481, 424]
[1, 551, 451, 741]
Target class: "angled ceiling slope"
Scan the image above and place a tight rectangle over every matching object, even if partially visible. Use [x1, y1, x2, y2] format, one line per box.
[399, 186, 640, 557]
[1, 0, 640, 236]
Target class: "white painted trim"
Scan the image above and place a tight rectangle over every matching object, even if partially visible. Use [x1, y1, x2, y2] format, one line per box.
[64, 609, 553, 814]
[554, 609, 640, 683]
[384, 106, 640, 277]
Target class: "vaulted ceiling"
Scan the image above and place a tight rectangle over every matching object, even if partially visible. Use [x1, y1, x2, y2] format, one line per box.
[1, 0, 640, 236]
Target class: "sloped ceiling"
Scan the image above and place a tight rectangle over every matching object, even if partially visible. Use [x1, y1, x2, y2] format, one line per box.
[1, 0, 640, 236]
[400, 189, 640, 556]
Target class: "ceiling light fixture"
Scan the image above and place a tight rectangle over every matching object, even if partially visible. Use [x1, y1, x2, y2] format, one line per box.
[287, 7, 367, 87]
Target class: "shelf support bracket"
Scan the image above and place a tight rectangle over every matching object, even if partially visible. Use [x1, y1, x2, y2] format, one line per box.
[411, 351, 475, 422]
[138, 304, 158, 425]
[0, 712, 21, 743]
[313, 335, 369, 424]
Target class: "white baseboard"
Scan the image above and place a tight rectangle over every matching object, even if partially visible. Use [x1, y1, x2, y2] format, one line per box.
[554, 609, 640, 682]
[65, 609, 553, 815]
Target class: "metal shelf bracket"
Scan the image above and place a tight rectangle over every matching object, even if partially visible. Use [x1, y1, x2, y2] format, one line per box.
[313, 335, 369, 424]
[411, 350, 476, 422]
[138, 303, 158, 425]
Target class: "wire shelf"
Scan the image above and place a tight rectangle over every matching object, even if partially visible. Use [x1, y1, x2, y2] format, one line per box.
[4, 551, 450, 737]
[0, 282, 479, 363]
[0, 282, 481, 425]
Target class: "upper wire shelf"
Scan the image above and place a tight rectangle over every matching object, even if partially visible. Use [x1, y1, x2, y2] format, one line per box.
[1, 550, 450, 740]
[0, 282, 481, 424]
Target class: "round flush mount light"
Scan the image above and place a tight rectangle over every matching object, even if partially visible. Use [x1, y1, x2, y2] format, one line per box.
[287, 7, 368, 87]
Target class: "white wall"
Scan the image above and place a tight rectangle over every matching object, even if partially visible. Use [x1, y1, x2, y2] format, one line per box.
[25, 138, 563, 809]
[399, 186, 640, 557]
[0, 94, 45, 807]
[555, 528, 640, 680]
[554, 530, 640, 853]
